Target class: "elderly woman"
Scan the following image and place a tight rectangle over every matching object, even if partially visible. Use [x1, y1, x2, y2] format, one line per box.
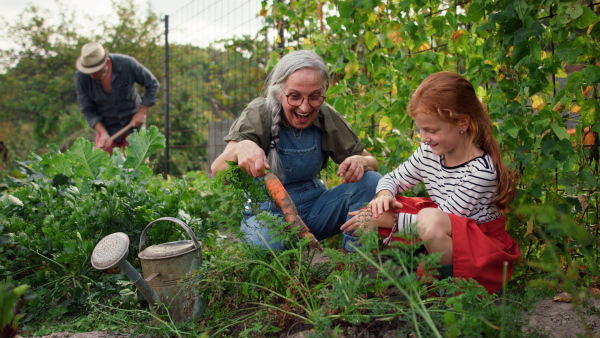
[211, 50, 381, 251]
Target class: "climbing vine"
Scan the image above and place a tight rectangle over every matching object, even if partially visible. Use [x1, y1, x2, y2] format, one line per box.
[262, 0, 600, 280]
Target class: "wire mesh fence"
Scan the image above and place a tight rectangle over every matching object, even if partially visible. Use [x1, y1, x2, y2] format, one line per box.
[163, 0, 270, 176]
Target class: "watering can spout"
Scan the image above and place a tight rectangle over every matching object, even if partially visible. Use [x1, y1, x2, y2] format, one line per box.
[121, 260, 162, 307]
[90, 232, 161, 308]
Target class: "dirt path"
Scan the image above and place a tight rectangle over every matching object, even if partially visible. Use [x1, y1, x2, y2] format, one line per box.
[522, 296, 600, 337]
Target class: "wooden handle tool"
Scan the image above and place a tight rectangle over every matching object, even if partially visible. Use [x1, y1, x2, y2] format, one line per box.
[109, 123, 134, 141]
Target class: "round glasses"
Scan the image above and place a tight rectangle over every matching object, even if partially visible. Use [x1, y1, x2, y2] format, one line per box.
[280, 86, 326, 108]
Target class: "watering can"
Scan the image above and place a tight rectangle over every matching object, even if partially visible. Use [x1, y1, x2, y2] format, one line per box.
[91, 217, 207, 322]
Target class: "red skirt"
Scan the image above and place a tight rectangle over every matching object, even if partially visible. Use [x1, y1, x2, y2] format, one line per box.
[378, 196, 520, 294]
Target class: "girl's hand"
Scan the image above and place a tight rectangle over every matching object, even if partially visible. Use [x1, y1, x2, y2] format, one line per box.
[368, 194, 403, 218]
[340, 209, 376, 235]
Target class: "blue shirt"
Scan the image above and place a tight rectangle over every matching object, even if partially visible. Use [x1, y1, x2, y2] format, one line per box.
[74, 53, 159, 136]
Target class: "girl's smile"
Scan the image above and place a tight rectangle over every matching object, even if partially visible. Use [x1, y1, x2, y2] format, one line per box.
[413, 112, 481, 166]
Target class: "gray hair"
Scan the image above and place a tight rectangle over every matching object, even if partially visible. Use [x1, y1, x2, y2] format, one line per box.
[263, 50, 329, 181]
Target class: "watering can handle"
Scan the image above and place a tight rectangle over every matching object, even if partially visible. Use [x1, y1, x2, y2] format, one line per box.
[139, 217, 201, 252]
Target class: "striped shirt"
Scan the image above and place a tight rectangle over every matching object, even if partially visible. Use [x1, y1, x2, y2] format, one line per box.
[377, 144, 501, 231]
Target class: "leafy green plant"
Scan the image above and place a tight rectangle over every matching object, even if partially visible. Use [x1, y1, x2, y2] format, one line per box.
[1, 282, 32, 338]
[0, 127, 234, 324]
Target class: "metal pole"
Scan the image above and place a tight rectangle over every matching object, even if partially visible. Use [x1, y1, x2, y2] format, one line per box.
[163, 15, 170, 177]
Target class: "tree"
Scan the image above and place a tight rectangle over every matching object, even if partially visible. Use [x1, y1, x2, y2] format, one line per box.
[0, 0, 163, 164]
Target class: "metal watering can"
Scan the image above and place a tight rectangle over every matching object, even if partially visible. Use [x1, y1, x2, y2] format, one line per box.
[91, 217, 207, 322]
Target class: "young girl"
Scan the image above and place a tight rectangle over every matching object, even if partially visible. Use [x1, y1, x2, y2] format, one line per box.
[341, 72, 520, 294]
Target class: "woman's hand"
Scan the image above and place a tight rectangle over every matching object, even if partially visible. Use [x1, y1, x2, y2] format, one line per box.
[211, 140, 270, 177]
[337, 150, 378, 183]
[235, 140, 271, 177]
[337, 155, 365, 183]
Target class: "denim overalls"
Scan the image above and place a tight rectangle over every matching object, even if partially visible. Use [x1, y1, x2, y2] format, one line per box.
[240, 124, 382, 251]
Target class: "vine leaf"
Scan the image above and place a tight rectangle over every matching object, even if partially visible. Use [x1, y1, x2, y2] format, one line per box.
[550, 122, 570, 141]
[557, 2, 583, 25]
[364, 31, 378, 50]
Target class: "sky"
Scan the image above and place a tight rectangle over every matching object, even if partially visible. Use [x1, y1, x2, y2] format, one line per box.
[0, 0, 265, 47]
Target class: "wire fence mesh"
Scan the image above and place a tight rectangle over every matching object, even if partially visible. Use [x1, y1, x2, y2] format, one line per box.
[163, 0, 269, 176]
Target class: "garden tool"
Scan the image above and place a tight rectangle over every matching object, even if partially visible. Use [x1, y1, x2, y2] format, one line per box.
[109, 122, 134, 141]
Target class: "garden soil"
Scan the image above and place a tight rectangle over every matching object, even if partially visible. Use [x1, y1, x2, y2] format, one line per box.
[29, 291, 600, 338]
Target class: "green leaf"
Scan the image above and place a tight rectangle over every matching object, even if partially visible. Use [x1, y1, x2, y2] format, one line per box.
[575, 6, 599, 29]
[582, 65, 600, 84]
[511, 40, 529, 65]
[505, 127, 520, 138]
[540, 159, 558, 170]
[123, 126, 165, 173]
[580, 169, 600, 188]
[12, 284, 29, 298]
[555, 45, 584, 64]
[339, 2, 354, 18]
[466, 2, 485, 22]
[40, 153, 73, 177]
[557, 2, 583, 25]
[266, 52, 280, 73]
[364, 31, 379, 50]
[514, 27, 528, 45]
[326, 16, 342, 31]
[550, 122, 570, 140]
[504, 17, 523, 35]
[66, 138, 112, 180]
[430, 16, 447, 35]
[529, 21, 545, 37]
[541, 139, 557, 156]
[51, 174, 69, 186]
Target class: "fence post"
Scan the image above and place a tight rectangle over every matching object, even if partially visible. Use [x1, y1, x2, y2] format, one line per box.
[163, 14, 170, 177]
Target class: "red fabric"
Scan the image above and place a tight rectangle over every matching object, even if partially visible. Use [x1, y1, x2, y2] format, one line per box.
[378, 196, 520, 294]
[95, 132, 130, 156]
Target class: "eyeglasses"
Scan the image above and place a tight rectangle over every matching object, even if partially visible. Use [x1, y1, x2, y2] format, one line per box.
[280, 86, 326, 108]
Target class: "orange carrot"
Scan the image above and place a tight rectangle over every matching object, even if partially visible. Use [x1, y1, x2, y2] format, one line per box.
[264, 172, 323, 251]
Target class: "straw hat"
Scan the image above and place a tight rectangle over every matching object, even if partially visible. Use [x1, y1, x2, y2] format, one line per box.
[75, 42, 109, 74]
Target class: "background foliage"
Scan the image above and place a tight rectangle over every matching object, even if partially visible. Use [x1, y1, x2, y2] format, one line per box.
[264, 0, 600, 285]
[0, 0, 599, 336]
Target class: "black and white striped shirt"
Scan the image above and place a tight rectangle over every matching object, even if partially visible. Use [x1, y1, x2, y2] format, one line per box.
[376, 144, 501, 231]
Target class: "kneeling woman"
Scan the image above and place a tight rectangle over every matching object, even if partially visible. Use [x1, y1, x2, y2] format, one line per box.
[212, 50, 381, 252]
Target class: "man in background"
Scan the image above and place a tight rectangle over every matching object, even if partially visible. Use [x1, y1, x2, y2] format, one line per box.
[74, 42, 159, 155]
